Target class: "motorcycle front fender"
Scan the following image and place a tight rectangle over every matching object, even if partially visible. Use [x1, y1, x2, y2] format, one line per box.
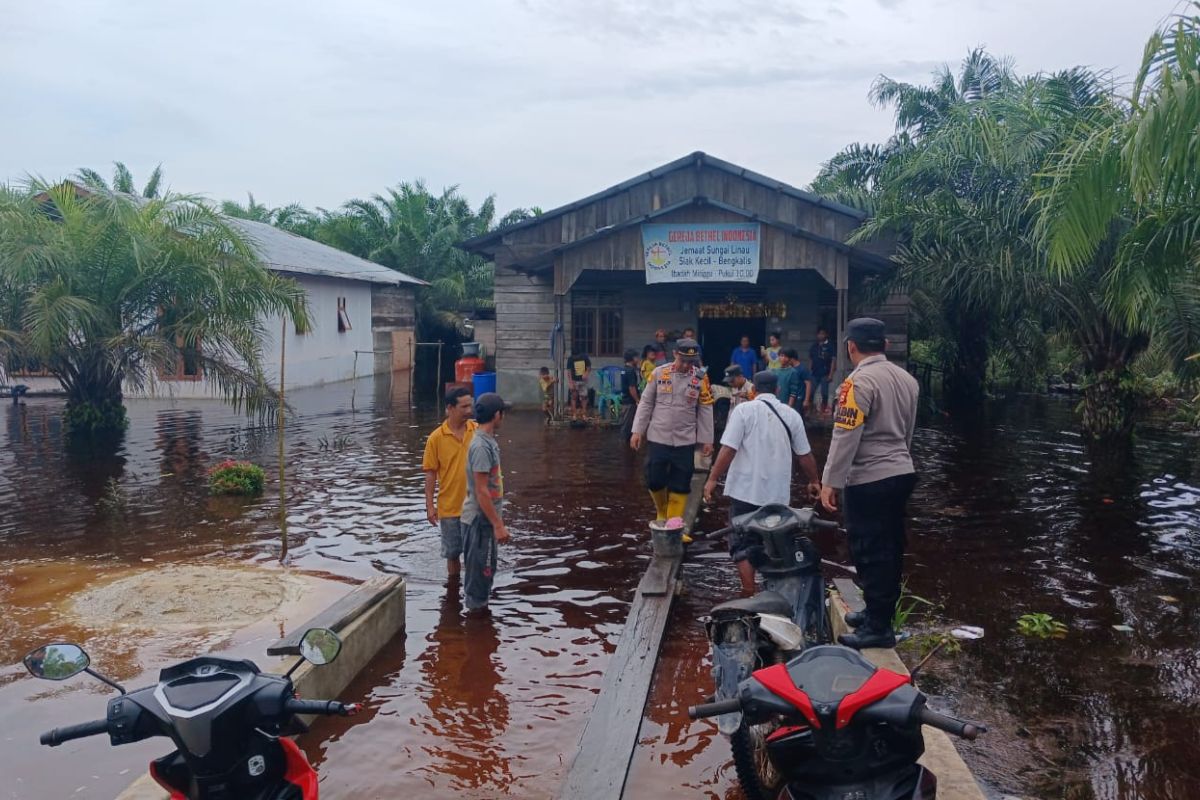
[711, 638, 757, 736]
[767, 572, 830, 647]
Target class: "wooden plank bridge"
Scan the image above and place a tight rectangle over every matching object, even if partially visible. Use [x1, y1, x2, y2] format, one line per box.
[559, 472, 705, 800]
[561, 466, 987, 800]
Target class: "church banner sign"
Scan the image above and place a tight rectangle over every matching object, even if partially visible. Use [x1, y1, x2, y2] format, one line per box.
[641, 223, 761, 284]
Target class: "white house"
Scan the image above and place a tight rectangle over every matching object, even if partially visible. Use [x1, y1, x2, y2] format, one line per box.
[5, 216, 425, 399]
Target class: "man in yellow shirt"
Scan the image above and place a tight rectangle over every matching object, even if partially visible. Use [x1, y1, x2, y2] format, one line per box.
[423, 387, 477, 579]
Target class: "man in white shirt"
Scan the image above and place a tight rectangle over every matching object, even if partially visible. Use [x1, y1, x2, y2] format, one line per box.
[704, 371, 821, 595]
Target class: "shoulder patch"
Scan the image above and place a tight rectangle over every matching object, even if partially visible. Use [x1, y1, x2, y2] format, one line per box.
[833, 379, 864, 430]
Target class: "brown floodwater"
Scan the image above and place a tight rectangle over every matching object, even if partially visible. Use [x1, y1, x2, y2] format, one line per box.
[1, 382, 1198, 799]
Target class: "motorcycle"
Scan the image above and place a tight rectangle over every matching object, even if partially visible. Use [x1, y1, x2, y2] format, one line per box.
[23, 627, 360, 800]
[702, 503, 837, 798]
[689, 644, 987, 800]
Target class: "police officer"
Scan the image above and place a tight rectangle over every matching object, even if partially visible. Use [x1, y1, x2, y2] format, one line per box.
[630, 337, 714, 542]
[819, 318, 919, 649]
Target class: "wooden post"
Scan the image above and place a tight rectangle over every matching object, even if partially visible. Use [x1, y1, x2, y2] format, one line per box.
[834, 260, 849, 385]
[278, 318, 288, 562]
[437, 342, 443, 400]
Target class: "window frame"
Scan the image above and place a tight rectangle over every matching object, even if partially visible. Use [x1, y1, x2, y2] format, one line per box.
[337, 296, 352, 333]
[571, 292, 623, 357]
[162, 334, 203, 382]
[5, 355, 52, 378]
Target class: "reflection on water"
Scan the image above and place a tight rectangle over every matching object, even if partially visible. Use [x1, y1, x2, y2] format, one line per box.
[415, 594, 511, 791]
[2, 383, 1198, 799]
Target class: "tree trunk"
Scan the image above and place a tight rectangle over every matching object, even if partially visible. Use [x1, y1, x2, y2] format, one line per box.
[62, 364, 128, 443]
[1076, 316, 1148, 441]
[943, 310, 989, 411]
[1080, 368, 1139, 440]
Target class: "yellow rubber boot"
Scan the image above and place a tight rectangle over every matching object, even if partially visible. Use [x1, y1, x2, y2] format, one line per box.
[650, 488, 670, 521]
[667, 493, 693, 543]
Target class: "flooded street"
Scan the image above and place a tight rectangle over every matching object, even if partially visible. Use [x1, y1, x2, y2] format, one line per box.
[1, 382, 1198, 799]
[629, 399, 1200, 800]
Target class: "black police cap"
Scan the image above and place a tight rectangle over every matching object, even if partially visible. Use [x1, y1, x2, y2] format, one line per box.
[845, 317, 886, 347]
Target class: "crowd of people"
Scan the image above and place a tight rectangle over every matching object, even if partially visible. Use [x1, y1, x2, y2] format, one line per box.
[422, 319, 920, 652]
[554, 326, 840, 428]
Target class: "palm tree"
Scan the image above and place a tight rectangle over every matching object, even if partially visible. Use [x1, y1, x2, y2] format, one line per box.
[221, 193, 319, 236]
[220, 192, 275, 223]
[852, 62, 1200, 435]
[498, 206, 544, 227]
[328, 181, 498, 336]
[75, 161, 166, 199]
[0, 181, 310, 440]
[809, 51, 1019, 407]
[870, 49, 1015, 137]
[808, 140, 915, 215]
[1037, 6, 1200, 437]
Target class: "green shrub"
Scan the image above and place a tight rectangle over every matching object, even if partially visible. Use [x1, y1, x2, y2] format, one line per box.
[893, 581, 939, 630]
[208, 460, 266, 496]
[1016, 612, 1068, 639]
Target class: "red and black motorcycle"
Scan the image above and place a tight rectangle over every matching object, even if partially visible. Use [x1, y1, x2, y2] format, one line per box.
[24, 628, 359, 800]
[689, 645, 986, 800]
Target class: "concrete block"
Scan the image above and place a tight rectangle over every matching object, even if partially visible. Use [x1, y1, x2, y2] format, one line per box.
[115, 579, 405, 799]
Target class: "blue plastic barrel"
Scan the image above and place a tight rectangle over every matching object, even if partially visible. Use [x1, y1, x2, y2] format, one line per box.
[472, 371, 496, 399]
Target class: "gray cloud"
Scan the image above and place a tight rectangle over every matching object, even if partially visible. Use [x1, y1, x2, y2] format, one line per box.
[0, 0, 1178, 213]
[520, 0, 822, 42]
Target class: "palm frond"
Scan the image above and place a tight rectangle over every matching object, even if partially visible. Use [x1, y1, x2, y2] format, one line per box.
[142, 164, 164, 199]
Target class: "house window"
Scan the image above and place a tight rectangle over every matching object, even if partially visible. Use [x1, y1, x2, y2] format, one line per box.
[163, 335, 203, 381]
[572, 292, 623, 357]
[157, 306, 203, 381]
[337, 297, 352, 333]
[5, 355, 52, 378]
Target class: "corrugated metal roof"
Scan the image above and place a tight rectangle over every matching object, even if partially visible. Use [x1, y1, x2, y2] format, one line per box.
[226, 217, 426, 287]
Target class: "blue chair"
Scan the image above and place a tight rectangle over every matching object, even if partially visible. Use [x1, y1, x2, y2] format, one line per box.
[596, 366, 624, 422]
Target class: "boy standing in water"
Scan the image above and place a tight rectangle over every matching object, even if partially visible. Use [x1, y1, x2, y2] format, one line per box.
[460, 392, 512, 614]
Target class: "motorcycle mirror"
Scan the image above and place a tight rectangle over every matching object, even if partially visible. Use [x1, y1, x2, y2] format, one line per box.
[23, 643, 90, 681]
[299, 628, 342, 666]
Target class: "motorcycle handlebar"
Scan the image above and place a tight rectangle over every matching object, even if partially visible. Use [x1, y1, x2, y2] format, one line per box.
[697, 525, 734, 540]
[918, 707, 986, 740]
[708, 516, 838, 538]
[688, 697, 742, 719]
[39, 718, 110, 747]
[285, 698, 361, 717]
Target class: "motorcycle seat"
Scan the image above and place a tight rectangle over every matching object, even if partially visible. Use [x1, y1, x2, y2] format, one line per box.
[711, 590, 792, 617]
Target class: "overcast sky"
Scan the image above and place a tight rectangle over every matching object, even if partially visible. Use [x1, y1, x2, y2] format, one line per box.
[0, 0, 1184, 216]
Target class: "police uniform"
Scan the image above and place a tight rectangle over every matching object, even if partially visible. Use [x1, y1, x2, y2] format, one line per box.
[632, 339, 715, 523]
[822, 318, 919, 644]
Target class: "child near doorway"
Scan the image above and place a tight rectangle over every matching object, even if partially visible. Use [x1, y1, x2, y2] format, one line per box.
[538, 367, 556, 422]
[761, 331, 784, 370]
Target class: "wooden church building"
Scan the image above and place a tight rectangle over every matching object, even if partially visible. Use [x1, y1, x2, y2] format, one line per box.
[459, 152, 906, 406]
